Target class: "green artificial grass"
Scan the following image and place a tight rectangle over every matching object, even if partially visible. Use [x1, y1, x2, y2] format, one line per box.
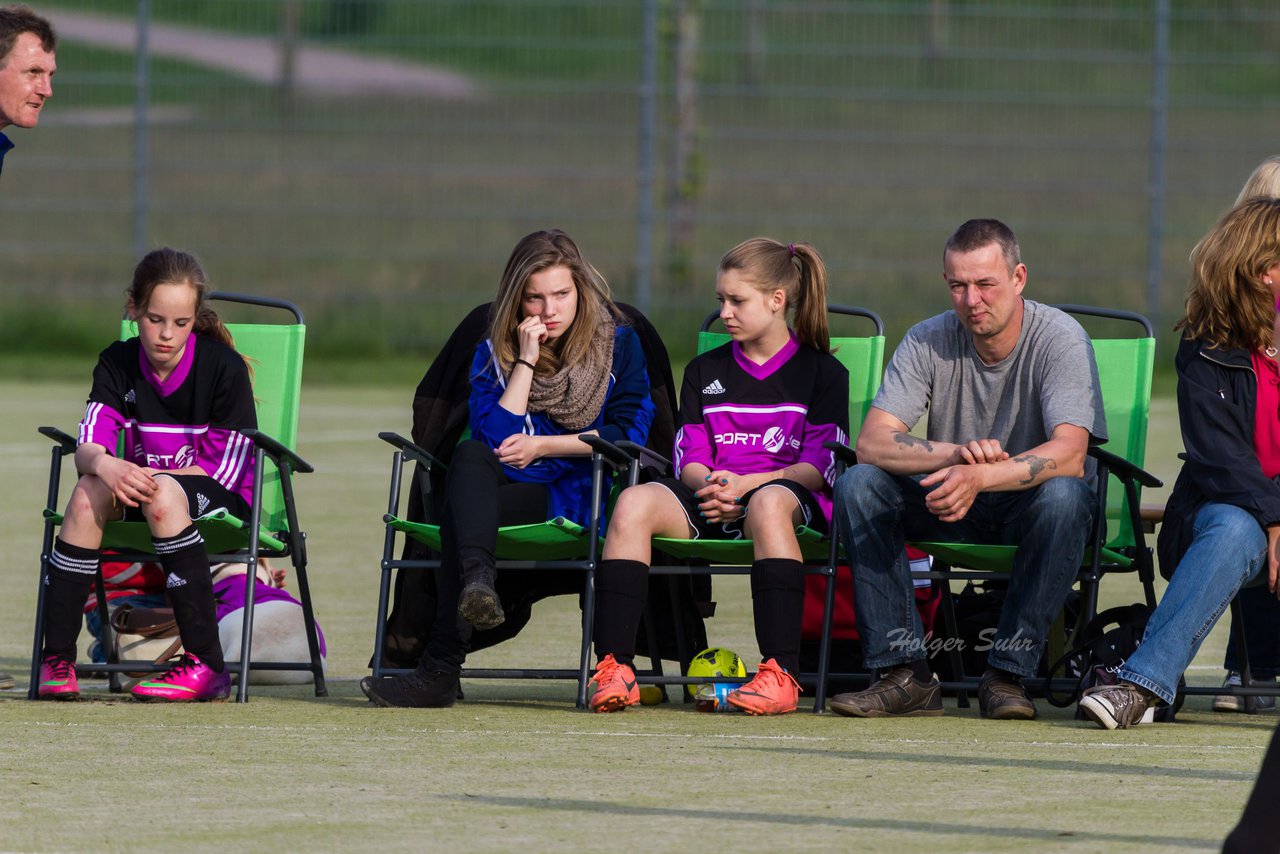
[0, 381, 1266, 851]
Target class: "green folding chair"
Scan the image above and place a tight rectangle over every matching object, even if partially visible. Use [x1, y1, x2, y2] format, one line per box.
[617, 304, 885, 712]
[908, 305, 1160, 702]
[372, 431, 632, 708]
[29, 293, 324, 703]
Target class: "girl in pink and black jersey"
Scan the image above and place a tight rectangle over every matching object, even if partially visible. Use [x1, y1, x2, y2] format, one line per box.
[38, 248, 255, 702]
[590, 237, 850, 715]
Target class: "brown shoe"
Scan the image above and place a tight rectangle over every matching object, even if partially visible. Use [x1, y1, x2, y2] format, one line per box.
[829, 666, 943, 717]
[979, 669, 1037, 720]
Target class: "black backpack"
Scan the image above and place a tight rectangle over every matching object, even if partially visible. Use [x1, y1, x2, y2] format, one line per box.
[1046, 603, 1184, 721]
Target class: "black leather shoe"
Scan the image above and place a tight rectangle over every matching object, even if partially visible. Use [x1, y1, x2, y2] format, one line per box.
[361, 664, 460, 708]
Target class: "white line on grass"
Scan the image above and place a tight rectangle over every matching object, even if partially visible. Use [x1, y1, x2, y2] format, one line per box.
[20, 720, 1268, 752]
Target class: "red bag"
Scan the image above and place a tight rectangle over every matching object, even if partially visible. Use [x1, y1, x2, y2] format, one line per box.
[801, 547, 939, 642]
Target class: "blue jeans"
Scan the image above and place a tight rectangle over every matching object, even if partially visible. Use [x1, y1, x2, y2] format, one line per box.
[1120, 502, 1268, 705]
[833, 464, 1095, 678]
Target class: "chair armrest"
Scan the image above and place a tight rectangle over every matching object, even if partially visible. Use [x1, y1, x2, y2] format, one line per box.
[1140, 502, 1165, 525]
[616, 439, 673, 474]
[378, 431, 447, 473]
[1089, 446, 1161, 489]
[241, 428, 314, 474]
[577, 435, 636, 470]
[823, 440, 857, 466]
[39, 425, 77, 453]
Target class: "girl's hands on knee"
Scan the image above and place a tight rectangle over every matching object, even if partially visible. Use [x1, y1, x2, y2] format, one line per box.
[696, 471, 744, 522]
[97, 456, 158, 508]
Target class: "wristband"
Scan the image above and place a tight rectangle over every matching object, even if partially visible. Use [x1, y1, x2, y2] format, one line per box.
[514, 358, 536, 371]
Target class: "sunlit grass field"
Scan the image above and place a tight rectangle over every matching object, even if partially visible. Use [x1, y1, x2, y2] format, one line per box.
[0, 377, 1269, 852]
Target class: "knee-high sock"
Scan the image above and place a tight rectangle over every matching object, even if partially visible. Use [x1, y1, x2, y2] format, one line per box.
[751, 558, 805, 674]
[592, 559, 650, 667]
[42, 539, 99, 660]
[155, 525, 224, 672]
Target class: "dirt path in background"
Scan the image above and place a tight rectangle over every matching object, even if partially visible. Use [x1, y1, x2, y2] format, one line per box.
[50, 8, 481, 99]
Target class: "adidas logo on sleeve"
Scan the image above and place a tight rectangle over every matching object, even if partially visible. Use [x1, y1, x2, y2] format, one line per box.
[702, 379, 726, 395]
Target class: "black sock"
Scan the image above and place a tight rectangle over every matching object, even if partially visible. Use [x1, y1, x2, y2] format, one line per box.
[592, 559, 650, 667]
[155, 525, 224, 672]
[877, 659, 932, 683]
[42, 539, 99, 660]
[750, 558, 805, 674]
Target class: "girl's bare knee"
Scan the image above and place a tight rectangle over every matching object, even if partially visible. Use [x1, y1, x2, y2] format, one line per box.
[142, 478, 190, 527]
[745, 486, 799, 525]
[65, 476, 112, 521]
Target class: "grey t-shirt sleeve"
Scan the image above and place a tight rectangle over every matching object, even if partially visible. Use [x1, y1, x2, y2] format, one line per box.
[870, 318, 939, 431]
[1035, 318, 1108, 444]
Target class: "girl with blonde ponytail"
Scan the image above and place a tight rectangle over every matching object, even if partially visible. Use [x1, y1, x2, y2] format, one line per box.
[588, 237, 850, 716]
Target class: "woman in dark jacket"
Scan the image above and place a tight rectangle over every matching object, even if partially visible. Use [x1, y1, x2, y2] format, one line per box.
[1080, 196, 1280, 729]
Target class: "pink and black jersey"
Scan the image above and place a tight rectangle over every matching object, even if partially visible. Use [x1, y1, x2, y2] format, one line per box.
[674, 335, 850, 521]
[77, 334, 257, 504]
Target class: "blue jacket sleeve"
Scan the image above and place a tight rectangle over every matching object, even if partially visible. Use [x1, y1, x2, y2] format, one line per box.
[468, 341, 528, 450]
[597, 326, 654, 446]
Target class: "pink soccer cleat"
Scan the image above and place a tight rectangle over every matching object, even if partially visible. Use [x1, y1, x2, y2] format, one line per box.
[131, 653, 231, 702]
[37, 654, 79, 700]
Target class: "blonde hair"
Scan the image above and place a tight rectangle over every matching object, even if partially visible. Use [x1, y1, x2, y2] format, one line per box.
[1235, 155, 1280, 205]
[487, 229, 622, 376]
[718, 237, 830, 353]
[1177, 197, 1280, 351]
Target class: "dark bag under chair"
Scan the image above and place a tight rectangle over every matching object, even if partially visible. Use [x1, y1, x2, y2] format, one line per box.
[110, 604, 183, 678]
[1045, 602, 1184, 721]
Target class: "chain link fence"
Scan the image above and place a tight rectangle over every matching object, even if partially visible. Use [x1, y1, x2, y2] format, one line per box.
[3, 0, 1279, 362]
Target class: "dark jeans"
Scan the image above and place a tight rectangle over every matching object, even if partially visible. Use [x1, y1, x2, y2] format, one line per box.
[427, 440, 548, 670]
[833, 464, 1094, 678]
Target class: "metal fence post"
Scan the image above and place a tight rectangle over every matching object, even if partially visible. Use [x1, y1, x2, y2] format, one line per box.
[634, 0, 658, 314]
[132, 0, 151, 260]
[1145, 0, 1170, 337]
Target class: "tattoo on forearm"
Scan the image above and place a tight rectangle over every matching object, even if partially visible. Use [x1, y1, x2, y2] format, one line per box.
[893, 433, 934, 453]
[1014, 454, 1057, 484]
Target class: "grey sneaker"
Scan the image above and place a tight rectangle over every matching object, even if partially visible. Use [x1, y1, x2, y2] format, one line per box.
[979, 669, 1037, 720]
[0, 671, 15, 690]
[829, 666, 942, 717]
[1213, 672, 1277, 713]
[1079, 682, 1155, 729]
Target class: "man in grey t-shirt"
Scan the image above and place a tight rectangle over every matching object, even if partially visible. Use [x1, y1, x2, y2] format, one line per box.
[829, 218, 1105, 721]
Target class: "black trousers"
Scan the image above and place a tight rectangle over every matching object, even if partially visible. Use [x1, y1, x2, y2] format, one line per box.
[427, 440, 548, 669]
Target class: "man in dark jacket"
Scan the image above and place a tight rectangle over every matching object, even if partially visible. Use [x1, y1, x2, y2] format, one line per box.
[0, 5, 55, 176]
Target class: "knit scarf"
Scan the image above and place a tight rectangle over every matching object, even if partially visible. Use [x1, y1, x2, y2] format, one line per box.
[525, 316, 616, 431]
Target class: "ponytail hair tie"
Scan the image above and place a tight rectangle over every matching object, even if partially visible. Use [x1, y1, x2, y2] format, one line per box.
[788, 242, 796, 258]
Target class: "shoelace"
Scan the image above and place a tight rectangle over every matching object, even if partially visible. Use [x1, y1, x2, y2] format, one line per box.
[750, 661, 802, 694]
[45, 657, 74, 679]
[592, 656, 629, 689]
[160, 654, 201, 681]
